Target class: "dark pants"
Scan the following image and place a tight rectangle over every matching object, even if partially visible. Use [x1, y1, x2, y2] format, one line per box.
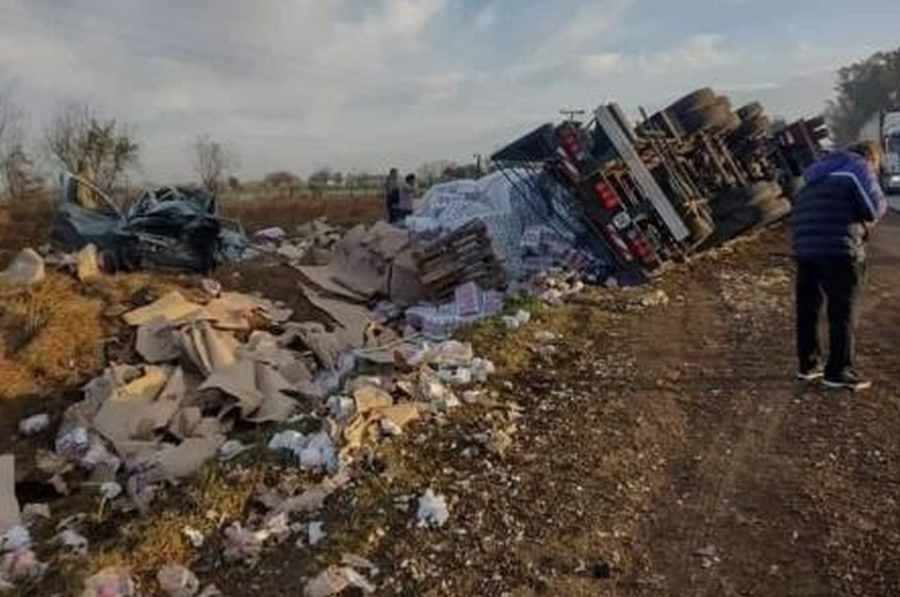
[795, 257, 865, 378]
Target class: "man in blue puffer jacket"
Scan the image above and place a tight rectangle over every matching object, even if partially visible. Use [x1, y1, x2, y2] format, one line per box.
[791, 141, 887, 391]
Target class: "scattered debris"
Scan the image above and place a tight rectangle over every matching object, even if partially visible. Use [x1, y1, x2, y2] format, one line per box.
[218, 439, 252, 461]
[0, 456, 20, 536]
[502, 309, 531, 330]
[21, 504, 51, 524]
[695, 545, 721, 569]
[416, 489, 450, 528]
[303, 565, 376, 597]
[157, 563, 200, 597]
[17, 414, 51, 436]
[307, 521, 326, 546]
[0, 248, 45, 285]
[57, 529, 89, 556]
[268, 431, 338, 473]
[182, 526, 205, 548]
[81, 567, 136, 597]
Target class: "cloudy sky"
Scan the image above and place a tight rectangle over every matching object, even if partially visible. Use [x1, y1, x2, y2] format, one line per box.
[0, 0, 898, 183]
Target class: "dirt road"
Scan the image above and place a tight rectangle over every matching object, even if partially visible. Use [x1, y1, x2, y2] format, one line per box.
[223, 215, 900, 596]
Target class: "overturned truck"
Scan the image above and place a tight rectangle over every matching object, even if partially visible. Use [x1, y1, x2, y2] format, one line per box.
[491, 87, 828, 280]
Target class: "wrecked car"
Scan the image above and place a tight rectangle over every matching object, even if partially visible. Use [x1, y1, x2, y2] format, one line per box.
[50, 173, 247, 273]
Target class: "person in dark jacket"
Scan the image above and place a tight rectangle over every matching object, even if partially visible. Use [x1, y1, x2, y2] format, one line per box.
[384, 168, 400, 222]
[791, 141, 887, 390]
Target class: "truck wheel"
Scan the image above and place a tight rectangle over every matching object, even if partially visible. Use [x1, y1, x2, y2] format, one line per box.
[737, 102, 764, 121]
[678, 97, 732, 135]
[667, 88, 716, 117]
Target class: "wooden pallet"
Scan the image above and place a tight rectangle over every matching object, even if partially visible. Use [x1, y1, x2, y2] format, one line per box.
[412, 220, 506, 301]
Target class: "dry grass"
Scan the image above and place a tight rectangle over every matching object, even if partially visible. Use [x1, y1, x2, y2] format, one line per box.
[221, 192, 384, 232]
[0, 271, 191, 401]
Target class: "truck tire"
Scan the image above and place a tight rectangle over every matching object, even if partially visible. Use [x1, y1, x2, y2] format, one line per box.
[738, 114, 771, 138]
[737, 102, 764, 121]
[721, 113, 742, 133]
[667, 88, 716, 117]
[678, 97, 733, 135]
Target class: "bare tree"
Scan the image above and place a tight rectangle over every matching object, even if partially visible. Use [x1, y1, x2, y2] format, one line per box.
[192, 134, 234, 195]
[43, 102, 139, 192]
[0, 84, 40, 202]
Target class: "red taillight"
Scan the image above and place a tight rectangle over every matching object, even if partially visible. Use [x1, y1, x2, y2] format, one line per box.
[593, 182, 617, 210]
[632, 238, 651, 259]
[559, 128, 582, 157]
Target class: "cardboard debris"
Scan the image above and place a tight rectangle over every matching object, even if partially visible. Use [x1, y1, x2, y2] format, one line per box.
[387, 247, 428, 305]
[180, 320, 240, 376]
[302, 289, 371, 348]
[198, 359, 263, 417]
[150, 435, 226, 482]
[0, 248, 45, 286]
[304, 565, 376, 596]
[377, 403, 421, 429]
[274, 470, 350, 515]
[287, 322, 346, 369]
[353, 386, 393, 415]
[296, 265, 369, 302]
[0, 455, 20, 535]
[76, 244, 101, 281]
[124, 292, 204, 327]
[136, 318, 182, 363]
[92, 367, 185, 450]
[246, 364, 299, 423]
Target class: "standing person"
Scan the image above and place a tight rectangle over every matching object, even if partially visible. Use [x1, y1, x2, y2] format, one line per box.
[395, 173, 417, 223]
[791, 141, 887, 391]
[384, 168, 400, 222]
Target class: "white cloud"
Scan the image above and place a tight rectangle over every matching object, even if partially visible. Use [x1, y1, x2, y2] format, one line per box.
[510, 0, 635, 82]
[579, 53, 624, 77]
[636, 34, 735, 74]
[0, 0, 886, 182]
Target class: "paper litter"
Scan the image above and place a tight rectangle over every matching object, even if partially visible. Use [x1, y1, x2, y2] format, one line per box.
[157, 563, 200, 597]
[17, 414, 51, 436]
[416, 489, 450, 528]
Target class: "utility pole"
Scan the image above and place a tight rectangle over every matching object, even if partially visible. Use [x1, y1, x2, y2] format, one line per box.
[560, 108, 586, 123]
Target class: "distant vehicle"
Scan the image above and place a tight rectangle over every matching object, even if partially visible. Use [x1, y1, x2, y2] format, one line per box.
[858, 110, 900, 193]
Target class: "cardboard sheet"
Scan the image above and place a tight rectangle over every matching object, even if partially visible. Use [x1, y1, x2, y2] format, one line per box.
[124, 292, 204, 326]
[199, 359, 263, 417]
[0, 454, 20, 534]
[92, 367, 186, 450]
[353, 386, 393, 415]
[0, 248, 45, 286]
[151, 435, 226, 481]
[302, 290, 372, 349]
[135, 318, 181, 363]
[295, 265, 368, 302]
[179, 320, 240, 376]
[246, 364, 298, 423]
[76, 244, 101, 281]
